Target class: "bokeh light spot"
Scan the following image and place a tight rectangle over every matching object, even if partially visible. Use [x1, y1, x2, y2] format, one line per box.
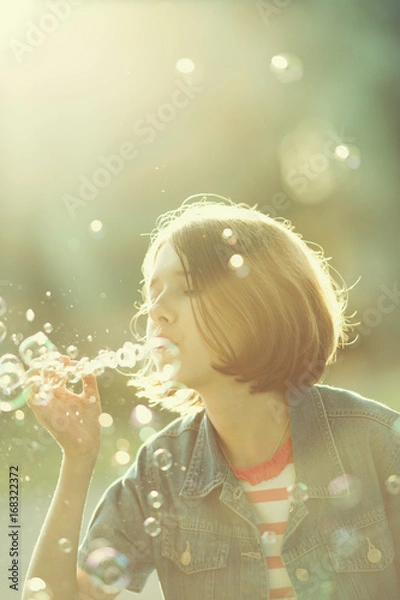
[89, 219, 103, 233]
[99, 413, 113, 428]
[134, 404, 153, 424]
[229, 254, 244, 269]
[114, 450, 131, 465]
[176, 57, 195, 74]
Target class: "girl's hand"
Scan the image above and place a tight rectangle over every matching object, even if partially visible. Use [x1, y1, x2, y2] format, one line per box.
[26, 356, 103, 462]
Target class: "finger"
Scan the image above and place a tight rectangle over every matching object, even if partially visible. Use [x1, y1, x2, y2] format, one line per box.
[52, 387, 83, 404]
[81, 374, 99, 400]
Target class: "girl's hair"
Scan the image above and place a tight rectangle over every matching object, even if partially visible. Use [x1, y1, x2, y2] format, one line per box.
[130, 194, 356, 415]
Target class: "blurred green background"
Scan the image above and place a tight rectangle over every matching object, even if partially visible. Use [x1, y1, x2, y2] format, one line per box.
[0, 0, 399, 597]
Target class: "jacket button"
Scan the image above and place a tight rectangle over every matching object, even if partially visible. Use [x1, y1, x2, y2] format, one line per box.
[367, 548, 382, 563]
[295, 568, 310, 581]
[233, 486, 243, 500]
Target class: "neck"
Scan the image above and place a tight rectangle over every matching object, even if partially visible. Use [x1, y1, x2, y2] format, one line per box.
[199, 381, 291, 470]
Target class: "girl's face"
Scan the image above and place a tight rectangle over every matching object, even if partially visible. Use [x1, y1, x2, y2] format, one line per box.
[145, 243, 223, 393]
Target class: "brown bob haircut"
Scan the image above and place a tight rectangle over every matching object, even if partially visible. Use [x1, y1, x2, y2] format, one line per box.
[130, 195, 355, 415]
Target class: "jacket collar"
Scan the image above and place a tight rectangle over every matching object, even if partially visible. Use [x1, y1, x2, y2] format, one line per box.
[180, 384, 348, 499]
[180, 409, 228, 499]
[287, 384, 347, 498]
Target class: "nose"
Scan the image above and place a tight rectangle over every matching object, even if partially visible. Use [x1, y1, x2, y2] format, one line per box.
[148, 296, 175, 327]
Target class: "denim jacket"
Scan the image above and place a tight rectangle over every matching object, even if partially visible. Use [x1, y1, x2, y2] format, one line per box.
[78, 384, 400, 599]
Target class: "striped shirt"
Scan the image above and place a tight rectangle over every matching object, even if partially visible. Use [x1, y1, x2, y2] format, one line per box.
[231, 437, 297, 600]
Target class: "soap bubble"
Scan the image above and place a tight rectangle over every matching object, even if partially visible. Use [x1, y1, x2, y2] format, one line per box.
[43, 323, 53, 334]
[0, 355, 27, 412]
[330, 527, 363, 559]
[65, 368, 82, 386]
[261, 531, 277, 548]
[98, 350, 118, 369]
[0, 387, 27, 412]
[116, 342, 144, 369]
[328, 474, 363, 509]
[287, 482, 309, 506]
[25, 577, 53, 600]
[58, 538, 72, 553]
[0, 354, 25, 395]
[26, 309, 35, 322]
[147, 490, 164, 509]
[34, 353, 65, 389]
[11, 333, 23, 346]
[385, 474, 400, 495]
[0, 322, 6, 343]
[270, 53, 304, 83]
[90, 360, 105, 377]
[30, 383, 54, 407]
[152, 448, 173, 471]
[143, 516, 161, 537]
[86, 546, 132, 593]
[66, 345, 78, 359]
[19, 332, 57, 366]
[0, 297, 6, 317]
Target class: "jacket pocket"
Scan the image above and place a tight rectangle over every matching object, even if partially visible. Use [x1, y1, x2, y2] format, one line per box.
[162, 524, 230, 573]
[328, 509, 394, 571]
[327, 508, 397, 599]
[159, 522, 230, 600]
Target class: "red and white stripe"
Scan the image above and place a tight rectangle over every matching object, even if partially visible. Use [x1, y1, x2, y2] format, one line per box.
[238, 461, 297, 599]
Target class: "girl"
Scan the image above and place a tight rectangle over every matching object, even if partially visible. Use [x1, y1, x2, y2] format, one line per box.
[22, 197, 400, 600]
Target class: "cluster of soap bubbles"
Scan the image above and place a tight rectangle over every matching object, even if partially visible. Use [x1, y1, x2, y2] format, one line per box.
[75, 454, 173, 591]
[141, 448, 173, 538]
[0, 330, 181, 413]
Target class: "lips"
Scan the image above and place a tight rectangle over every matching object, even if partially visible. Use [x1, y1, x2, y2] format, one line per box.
[148, 337, 179, 356]
[151, 336, 177, 348]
